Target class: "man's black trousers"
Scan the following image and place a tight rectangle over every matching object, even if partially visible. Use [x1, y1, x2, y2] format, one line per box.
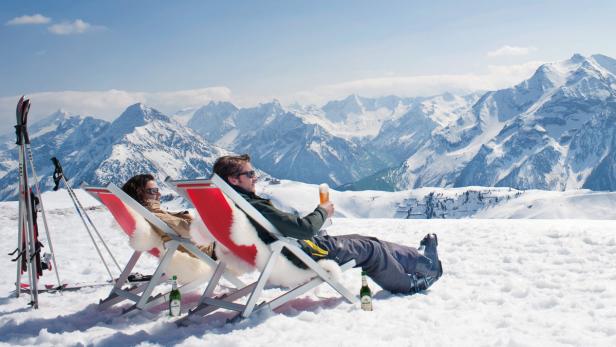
[312, 234, 436, 294]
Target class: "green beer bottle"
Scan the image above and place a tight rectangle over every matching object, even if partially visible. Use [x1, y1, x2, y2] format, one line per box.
[360, 271, 373, 311]
[169, 275, 181, 317]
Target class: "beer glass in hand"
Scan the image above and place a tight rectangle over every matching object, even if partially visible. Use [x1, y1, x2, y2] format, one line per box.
[319, 183, 332, 230]
[319, 183, 329, 204]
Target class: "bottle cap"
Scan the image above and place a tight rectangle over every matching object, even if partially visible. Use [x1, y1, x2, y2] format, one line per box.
[172, 275, 177, 280]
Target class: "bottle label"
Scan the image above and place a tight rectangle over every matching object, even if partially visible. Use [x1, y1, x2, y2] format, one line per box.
[169, 299, 181, 316]
[360, 295, 373, 311]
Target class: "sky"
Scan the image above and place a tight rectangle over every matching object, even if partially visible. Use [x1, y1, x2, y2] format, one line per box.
[1, 0, 616, 133]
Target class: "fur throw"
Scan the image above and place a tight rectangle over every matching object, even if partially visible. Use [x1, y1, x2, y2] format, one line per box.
[190, 194, 343, 288]
[125, 207, 213, 284]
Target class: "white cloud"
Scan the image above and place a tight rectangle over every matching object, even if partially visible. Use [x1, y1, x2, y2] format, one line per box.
[48, 19, 104, 35]
[487, 45, 537, 58]
[6, 14, 51, 25]
[0, 87, 232, 135]
[0, 61, 547, 134]
[287, 61, 545, 106]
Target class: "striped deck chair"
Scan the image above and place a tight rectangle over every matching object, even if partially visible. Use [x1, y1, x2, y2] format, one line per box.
[84, 183, 244, 315]
[168, 174, 357, 324]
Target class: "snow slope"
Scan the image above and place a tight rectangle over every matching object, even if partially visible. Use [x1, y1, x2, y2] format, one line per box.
[1, 189, 615, 346]
[259, 180, 616, 220]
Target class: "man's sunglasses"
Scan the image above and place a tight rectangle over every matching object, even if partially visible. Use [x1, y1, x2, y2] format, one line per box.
[144, 188, 160, 195]
[236, 170, 257, 179]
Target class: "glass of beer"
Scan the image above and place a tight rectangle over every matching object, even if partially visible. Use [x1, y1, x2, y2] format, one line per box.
[319, 183, 329, 204]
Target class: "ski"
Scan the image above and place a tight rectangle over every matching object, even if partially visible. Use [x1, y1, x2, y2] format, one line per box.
[13, 96, 62, 309]
[15, 96, 41, 308]
[16, 272, 154, 294]
[17, 282, 111, 294]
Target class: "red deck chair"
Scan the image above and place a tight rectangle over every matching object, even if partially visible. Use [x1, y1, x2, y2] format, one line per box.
[168, 174, 357, 324]
[84, 183, 244, 315]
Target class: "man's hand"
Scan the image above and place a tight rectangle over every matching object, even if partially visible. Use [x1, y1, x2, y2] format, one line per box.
[319, 201, 335, 218]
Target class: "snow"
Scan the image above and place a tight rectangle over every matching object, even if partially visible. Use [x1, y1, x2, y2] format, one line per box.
[215, 129, 239, 148]
[292, 97, 411, 141]
[1, 187, 616, 346]
[171, 107, 198, 126]
[259, 180, 616, 220]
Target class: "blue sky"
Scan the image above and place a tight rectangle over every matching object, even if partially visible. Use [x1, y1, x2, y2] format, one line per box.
[1, 0, 615, 131]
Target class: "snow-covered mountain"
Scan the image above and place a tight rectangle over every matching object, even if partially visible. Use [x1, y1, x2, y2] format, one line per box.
[0, 103, 228, 201]
[184, 101, 239, 146]
[381, 53, 616, 191]
[302, 94, 415, 140]
[3, 53, 616, 198]
[0, 110, 110, 200]
[184, 99, 389, 186]
[182, 94, 480, 187]
[370, 92, 481, 163]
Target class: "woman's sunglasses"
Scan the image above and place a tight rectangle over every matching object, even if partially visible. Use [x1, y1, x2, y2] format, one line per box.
[144, 188, 160, 195]
[236, 170, 257, 179]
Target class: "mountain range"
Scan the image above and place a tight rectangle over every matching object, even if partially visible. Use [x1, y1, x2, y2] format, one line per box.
[0, 104, 227, 200]
[1, 53, 615, 201]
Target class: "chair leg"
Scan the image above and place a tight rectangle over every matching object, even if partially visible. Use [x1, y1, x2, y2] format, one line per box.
[242, 242, 283, 318]
[178, 282, 258, 326]
[98, 251, 142, 310]
[198, 261, 226, 305]
[135, 242, 179, 310]
[116, 251, 141, 288]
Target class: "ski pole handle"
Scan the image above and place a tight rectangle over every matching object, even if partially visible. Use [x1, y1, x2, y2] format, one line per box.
[51, 157, 64, 191]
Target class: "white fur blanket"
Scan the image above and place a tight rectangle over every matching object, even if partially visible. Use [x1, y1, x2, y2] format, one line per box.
[127, 200, 342, 288]
[188, 195, 342, 288]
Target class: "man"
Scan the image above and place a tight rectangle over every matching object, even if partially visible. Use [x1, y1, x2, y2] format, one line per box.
[212, 154, 442, 294]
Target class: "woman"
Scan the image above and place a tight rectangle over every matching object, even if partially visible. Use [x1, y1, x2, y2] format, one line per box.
[121, 174, 216, 260]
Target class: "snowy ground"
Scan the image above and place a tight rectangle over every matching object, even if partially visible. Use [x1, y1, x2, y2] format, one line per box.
[258, 180, 616, 220]
[1, 190, 616, 346]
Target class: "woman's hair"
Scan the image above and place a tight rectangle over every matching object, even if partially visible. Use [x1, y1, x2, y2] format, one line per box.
[122, 173, 155, 204]
[212, 154, 251, 182]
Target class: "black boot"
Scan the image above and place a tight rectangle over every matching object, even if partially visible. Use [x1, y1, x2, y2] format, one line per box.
[419, 233, 438, 256]
[407, 273, 439, 294]
[419, 233, 440, 273]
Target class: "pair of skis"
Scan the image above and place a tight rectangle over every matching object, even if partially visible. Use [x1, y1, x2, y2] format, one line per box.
[13, 96, 61, 308]
[11, 97, 146, 308]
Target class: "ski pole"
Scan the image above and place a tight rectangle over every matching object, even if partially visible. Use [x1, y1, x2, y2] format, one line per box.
[52, 157, 122, 274]
[68, 185, 115, 281]
[66, 185, 122, 273]
[51, 159, 115, 281]
[25, 145, 62, 289]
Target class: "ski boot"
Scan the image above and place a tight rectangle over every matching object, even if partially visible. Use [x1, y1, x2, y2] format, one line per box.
[419, 233, 443, 279]
[407, 273, 439, 294]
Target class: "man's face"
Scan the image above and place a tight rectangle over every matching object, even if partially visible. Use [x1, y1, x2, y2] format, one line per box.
[228, 162, 257, 193]
[144, 180, 161, 201]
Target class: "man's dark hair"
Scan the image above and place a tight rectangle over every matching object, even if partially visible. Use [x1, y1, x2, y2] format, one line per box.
[212, 154, 251, 183]
[122, 173, 155, 204]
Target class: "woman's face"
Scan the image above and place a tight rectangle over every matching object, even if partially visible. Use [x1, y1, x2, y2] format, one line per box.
[144, 180, 161, 201]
